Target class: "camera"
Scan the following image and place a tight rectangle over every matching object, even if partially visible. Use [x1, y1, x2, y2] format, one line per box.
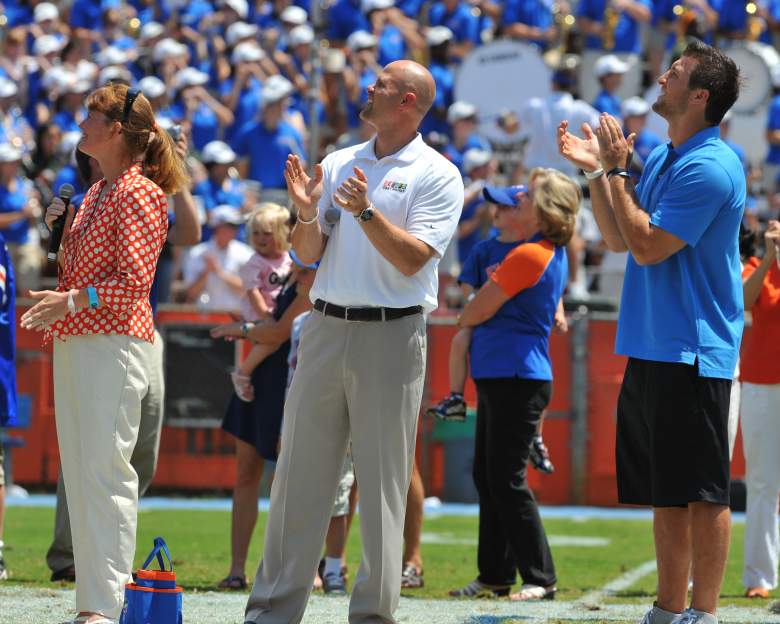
[168, 124, 182, 142]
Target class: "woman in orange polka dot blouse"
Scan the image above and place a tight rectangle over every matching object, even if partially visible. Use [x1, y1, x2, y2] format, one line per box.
[21, 84, 187, 624]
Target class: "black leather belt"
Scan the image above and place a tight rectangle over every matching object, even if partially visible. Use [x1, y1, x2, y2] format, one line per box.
[314, 299, 422, 322]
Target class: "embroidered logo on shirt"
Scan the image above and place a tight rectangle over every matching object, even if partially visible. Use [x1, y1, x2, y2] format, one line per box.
[383, 180, 408, 193]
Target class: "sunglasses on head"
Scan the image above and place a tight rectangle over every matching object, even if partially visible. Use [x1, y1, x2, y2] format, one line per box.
[121, 88, 140, 124]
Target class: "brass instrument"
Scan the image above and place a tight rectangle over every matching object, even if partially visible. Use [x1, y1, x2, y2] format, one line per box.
[602, 0, 619, 51]
[542, 2, 576, 69]
[673, 2, 698, 45]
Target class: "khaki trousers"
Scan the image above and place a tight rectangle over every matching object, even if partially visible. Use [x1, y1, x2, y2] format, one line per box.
[47, 329, 165, 574]
[53, 333, 153, 619]
[245, 311, 427, 624]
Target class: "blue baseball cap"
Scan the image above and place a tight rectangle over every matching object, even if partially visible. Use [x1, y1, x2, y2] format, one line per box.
[290, 248, 319, 270]
[482, 185, 527, 207]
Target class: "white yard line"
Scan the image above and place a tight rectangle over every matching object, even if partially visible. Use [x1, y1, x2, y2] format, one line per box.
[577, 558, 658, 606]
[3, 586, 780, 624]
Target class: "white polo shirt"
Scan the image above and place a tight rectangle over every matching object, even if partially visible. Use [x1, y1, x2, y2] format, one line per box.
[309, 133, 463, 313]
[520, 92, 600, 177]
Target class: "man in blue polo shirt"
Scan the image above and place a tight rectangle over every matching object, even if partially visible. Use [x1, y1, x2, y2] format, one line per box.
[559, 40, 743, 624]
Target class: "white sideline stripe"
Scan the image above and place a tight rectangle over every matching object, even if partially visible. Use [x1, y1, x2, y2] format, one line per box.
[577, 558, 658, 605]
[421, 532, 611, 547]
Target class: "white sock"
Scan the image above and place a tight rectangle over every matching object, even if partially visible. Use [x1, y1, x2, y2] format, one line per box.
[324, 557, 342, 577]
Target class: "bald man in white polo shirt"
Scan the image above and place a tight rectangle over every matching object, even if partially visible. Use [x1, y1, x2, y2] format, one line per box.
[242, 60, 463, 624]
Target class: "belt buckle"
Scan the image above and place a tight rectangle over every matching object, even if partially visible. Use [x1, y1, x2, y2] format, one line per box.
[343, 305, 355, 322]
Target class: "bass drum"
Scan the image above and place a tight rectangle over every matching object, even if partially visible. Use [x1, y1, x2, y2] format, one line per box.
[724, 41, 780, 114]
[454, 40, 551, 143]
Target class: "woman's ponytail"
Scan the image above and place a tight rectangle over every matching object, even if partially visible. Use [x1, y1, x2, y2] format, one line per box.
[144, 127, 188, 195]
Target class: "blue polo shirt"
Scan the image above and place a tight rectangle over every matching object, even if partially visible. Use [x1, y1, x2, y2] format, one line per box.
[501, 0, 554, 48]
[469, 233, 567, 380]
[577, 0, 651, 52]
[766, 94, 780, 165]
[232, 119, 305, 189]
[0, 233, 16, 428]
[618, 125, 745, 379]
[428, 1, 481, 44]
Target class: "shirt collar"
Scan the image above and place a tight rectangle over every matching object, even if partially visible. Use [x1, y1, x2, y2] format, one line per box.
[668, 125, 720, 157]
[98, 163, 143, 195]
[354, 133, 426, 164]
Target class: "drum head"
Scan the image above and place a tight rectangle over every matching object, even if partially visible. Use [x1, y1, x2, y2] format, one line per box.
[725, 42, 780, 114]
[455, 40, 551, 142]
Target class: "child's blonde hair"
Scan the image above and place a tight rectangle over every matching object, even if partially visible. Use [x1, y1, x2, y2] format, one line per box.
[248, 203, 292, 252]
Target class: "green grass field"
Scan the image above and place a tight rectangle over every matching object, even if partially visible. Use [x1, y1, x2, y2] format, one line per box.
[0, 505, 766, 610]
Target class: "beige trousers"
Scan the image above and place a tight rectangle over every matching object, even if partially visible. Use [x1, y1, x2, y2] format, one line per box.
[47, 329, 165, 574]
[245, 311, 427, 624]
[53, 333, 153, 619]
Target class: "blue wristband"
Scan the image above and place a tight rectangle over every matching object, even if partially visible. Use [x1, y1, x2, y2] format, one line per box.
[87, 286, 99, 310]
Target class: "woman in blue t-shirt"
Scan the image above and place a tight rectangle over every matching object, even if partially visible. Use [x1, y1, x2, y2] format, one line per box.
[449, 168, 580, 601]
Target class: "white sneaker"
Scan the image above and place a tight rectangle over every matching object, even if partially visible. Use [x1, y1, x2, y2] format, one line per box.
[639, 604, 680, 624]
[671, 608, 718, 624]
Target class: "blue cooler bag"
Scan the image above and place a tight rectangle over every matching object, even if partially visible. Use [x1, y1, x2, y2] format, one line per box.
[120, 537, 183, 624]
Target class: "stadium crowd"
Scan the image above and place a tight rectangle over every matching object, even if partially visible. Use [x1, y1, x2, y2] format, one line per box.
[0, 0, 778, 303]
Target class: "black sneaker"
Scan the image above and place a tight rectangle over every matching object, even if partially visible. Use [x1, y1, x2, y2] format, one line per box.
[0, 556, 7, 581]
[529, 435, 554, 474]
[322, 571, 347, 595]
[426, 393, 467, 421]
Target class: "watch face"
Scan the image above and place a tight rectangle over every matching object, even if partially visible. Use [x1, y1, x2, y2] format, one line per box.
[360, 207, 374, 221]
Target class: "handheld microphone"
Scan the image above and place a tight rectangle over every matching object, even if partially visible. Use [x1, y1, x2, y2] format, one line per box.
[47, 184, 75, 262]
[324, 208, 341, 225]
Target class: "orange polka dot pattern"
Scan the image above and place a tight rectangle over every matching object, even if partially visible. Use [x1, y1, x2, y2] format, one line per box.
[47, 164, 168, 344]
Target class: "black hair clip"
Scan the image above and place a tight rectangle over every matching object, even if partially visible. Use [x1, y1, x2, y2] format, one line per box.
[121, 87, 140, 124]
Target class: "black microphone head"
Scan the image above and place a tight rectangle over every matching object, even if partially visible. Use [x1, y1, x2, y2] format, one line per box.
[59, 183, 75, 200]
[324, 208, 341, 225]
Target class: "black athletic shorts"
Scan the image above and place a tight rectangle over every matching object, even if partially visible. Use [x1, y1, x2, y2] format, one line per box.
[616, 357, 732, 507]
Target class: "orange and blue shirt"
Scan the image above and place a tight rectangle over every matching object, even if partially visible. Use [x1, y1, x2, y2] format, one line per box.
[470, 232, 567, 381]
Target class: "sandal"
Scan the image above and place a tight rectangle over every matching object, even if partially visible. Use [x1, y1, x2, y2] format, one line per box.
[231, 371, 254, 402]
[401, 563, 424, 589]
[509, 584, 557, 601]
[218, 574, 248, 590]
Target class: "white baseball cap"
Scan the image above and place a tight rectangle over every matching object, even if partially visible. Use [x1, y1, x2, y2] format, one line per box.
[463, 148, 491, 173]
[323, 49, 346, 73]
[153, 38, 188, 64]
[231, 41, 265, 64]
[201, 140, 238, 164]
[210, 204, 244, 226]
[63, 77, 93, 94]
[621, 96, 650, 118]
[96, 46, 129, 68]
[138, 76, 167, 99]
[226, 21, 258, 47]
[346, 30, 377, 51]
[0, 143, 22, 163]
[361, 0, 394, 12]
[594, 54, 630, 78]
[140, 21, 165, 41]
[0, 78, 18, 99]
[98, 66, 132, 85]
[426, 26, 453, 47]
[289, 24, 314, 47]
[280, 5, 308, 25]
[33, 34, 63, 56]
[34, 2, 59, 23]
[174, 67, 209, 91]
[447, 100, 477, 124]
[262, 75, 294, 104]
[223, 0, 249, 19]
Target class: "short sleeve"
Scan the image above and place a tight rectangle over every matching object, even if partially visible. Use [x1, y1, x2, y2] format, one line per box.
[405, 163, 464, 257]
[316, 155, 336, 236]
[458, 245, 481, 287]
[650, 158, 735, 247]
[490, 240, 554, 297]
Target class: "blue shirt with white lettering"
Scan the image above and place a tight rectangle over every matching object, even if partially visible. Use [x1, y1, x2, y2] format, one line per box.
[618, 125, 745, 379]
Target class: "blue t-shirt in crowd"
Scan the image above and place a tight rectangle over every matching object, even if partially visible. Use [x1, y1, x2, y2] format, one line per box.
[0, 233, 16, 428]
[232, 119, 305, 189]
[0, 177, 32, 244]
[618, 125, 745, 379]
[457, 196, 487, 264]
[428, 1, 481, 44]
[766, 94, 780, 165]
[501, 0, 554, 48]
[631, 128, 663, 166]
[578, 0, 651, 52]
[377, 25, 408, 66]
[327, 0, 370, 41]
[469, 233, 567, 381]
[52, 109, 85, 134]
[420, 62, 455, 136]
[169, 101, 219, 152]
[443, 134, 492, 173]
[458, 234, 519, 290]
[593, 91, 622, 118]
[192, 177, 245, 241]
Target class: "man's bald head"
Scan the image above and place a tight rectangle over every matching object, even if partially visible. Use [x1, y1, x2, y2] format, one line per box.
[385, 60, 436, 118]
